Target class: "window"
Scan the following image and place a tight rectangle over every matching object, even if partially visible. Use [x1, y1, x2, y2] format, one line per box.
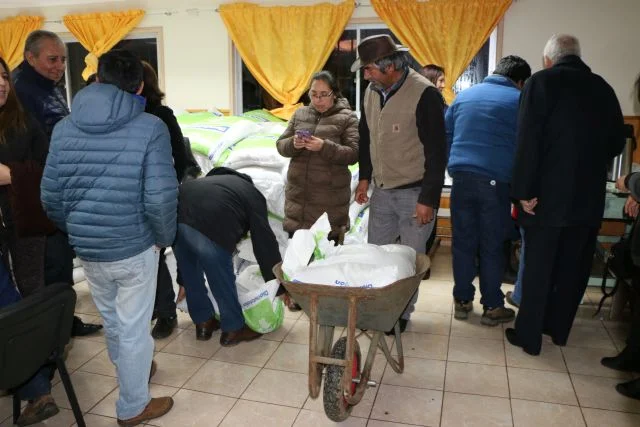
[61, 34, 160, 104]
[234, 24, 496, 115]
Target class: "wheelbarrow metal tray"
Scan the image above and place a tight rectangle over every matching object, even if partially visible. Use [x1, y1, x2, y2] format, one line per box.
[273, 253, 430, 332]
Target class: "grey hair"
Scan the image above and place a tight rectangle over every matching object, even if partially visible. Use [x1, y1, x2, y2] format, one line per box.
[543, 34, 581, 63]
[374, 52, 410, 73]
[24, 30, 64, 58]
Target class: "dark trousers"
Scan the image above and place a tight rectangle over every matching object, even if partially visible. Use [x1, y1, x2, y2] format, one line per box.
[625, 292, 640, 355]
[173, 224, 244, 332]
[514, 226, 598, 354]
[44, 231, 74, 286]
[450, 172, 510, 309]
[153, 248, 177, 319]
[9, 235, 46, 297]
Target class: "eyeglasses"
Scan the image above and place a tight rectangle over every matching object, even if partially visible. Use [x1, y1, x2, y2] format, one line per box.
[309, 91, 333, 100]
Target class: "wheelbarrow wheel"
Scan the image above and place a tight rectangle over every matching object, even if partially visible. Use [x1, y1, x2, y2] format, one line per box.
[323, 337, 361, 422]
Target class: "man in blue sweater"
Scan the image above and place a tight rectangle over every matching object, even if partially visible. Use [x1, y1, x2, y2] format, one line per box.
[41, 50, 178, 426]
[446, 55, 531, 326]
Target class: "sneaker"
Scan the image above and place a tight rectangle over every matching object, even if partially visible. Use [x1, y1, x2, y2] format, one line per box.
[481, 306, 515, 326]
[117, 397, 174, 426]
[505, 291, 520, 308]
[16, 394, 59, 426]
[454, 299, 473, 320]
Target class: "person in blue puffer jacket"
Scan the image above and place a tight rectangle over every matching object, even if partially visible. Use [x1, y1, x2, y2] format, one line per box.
[40, 50, 177, 426]
[446, 55, 531, 327]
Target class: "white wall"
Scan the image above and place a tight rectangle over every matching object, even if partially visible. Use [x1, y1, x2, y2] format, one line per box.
[2, 0, 638, 114]
[503, 0, 640, 115]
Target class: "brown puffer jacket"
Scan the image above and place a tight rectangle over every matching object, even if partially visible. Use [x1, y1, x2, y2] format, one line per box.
[276, 98, 359, 233]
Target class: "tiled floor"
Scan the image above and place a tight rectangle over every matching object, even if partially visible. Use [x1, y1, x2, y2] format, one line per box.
[2, 247, 640, 426]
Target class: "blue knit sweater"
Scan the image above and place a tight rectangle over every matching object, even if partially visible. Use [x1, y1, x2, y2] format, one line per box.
[445, 75, 521, 183]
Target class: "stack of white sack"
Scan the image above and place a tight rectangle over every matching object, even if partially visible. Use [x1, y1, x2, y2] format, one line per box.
[281, 213, 416, 288]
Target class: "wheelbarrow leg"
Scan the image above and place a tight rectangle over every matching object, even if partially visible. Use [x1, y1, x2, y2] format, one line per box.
[377, 323, 405, 373]
[341, 296, 358, 399]
[308, 294, 322, 398]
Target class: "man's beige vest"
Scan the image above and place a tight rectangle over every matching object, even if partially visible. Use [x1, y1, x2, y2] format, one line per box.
[364, 69, 433, 189]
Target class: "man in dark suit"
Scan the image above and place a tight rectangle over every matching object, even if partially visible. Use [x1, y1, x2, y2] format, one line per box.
[505, 34, 626, 355]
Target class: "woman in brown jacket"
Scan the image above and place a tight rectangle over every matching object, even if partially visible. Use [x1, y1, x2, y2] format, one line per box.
[277, 71, 359, 310]
[277, 70, 359, 234]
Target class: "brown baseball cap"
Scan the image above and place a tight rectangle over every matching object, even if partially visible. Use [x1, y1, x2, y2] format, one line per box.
[350, 34, 410, 72]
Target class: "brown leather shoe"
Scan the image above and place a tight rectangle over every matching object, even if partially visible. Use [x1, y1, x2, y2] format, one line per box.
[195, 316, 220, 341]
[117, 396, 173, 426]
[220, 325, 262, 347]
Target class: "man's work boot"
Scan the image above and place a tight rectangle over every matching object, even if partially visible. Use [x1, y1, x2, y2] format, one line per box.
[220, 325, 262, 347]
[454, 299, 473, 320]
[117, 397, 174, 426]
[195, 316, 220, 341]
[481, 306, 515, 326]
[16, 394, 59, 426]
[152, 316, 177, 339]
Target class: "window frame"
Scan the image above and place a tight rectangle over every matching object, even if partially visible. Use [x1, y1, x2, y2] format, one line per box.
[231, 22, 499, 115]
[59, 27, 165, 105]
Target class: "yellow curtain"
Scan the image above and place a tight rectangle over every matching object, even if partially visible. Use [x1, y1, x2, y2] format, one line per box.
[220, 1, 354, 119]
[0, 16, 44, 70]
[371, 0, 512, 104]
[63, 9, 145, 80]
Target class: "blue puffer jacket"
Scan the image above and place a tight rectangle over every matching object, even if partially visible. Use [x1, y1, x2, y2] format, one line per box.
[41, 83, 178, 262]
[13, 61, 70, 138]
[445, 75, 521, 183]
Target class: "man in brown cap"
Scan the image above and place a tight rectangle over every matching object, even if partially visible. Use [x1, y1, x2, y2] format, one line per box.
[353, 34, 447, 333]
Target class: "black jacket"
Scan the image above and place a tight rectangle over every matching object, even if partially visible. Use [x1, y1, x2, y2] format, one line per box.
[178, 168, 281, 281]
[511, 55, 626, 227]
[0, 115, 49, 230]
[145, 103, 199, 182]
[12, 61, 69, 138]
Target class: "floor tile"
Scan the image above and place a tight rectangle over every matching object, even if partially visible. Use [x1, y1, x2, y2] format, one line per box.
[182, 360, 260, 398]
[160, 329, 221, 359]
[567, 326, 616, 350]
[440, 392, 512, 427]
[511, 399, 585, 427]
[89, 384, 178, 418]
[73, 413, 120, 426]
[174, 310, 195, 330]
[420, 279, 454, 296]
[74, 294, 100, 315]
[447, 336, 505, 366]
[414, 293, 452, 314]
[366, 421, 422, 427]
[450, 313, 505, 341]
[404, 312, 451, 335]
[370, 384, 442, 426]
[284, 320, 310, 345]
[572, 374, 640, 413]
[51, 370, 117, 412]
[445, 362, 509, 398]
[242, 369, 309, 408]
[0, 396, 12, 424]
[262, 317, 296, 342]
[284, 308, 303, 320]
[382, 357, 446, 390]
[562, 346, 633, 379]
[581, 407, 640, 426]
[149, 352, 206, 388]
[508, 367, 578, 405]
[391, 332, 449, 360]
[78, 349, 116, 377]
[505, 339, 567, 372]
[146, 389, 236, 426]
[212, 338, 280, 367]
[220, 399, 299, 426]
[293, 409, 366, 426]
[153, 328, 186, 351]
[266, 342, 308, 374]
[64, 338, 106, 370]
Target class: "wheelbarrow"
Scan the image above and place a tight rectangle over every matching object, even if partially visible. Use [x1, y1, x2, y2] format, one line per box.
[273, 253, 430, 421]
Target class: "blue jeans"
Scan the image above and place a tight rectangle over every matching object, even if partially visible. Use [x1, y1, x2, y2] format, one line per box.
[511, 227, 525, 305]
[173, 224, 244, 332]
[80, 247, 159, 420]
[451, 172, 510, 309]
[17, 367, 52, 401]
[368, 186, 436, 320]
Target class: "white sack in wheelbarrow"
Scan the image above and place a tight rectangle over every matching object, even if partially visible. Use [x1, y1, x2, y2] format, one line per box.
[292, 244, 416, 288]
[176, 265, 284, 334]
